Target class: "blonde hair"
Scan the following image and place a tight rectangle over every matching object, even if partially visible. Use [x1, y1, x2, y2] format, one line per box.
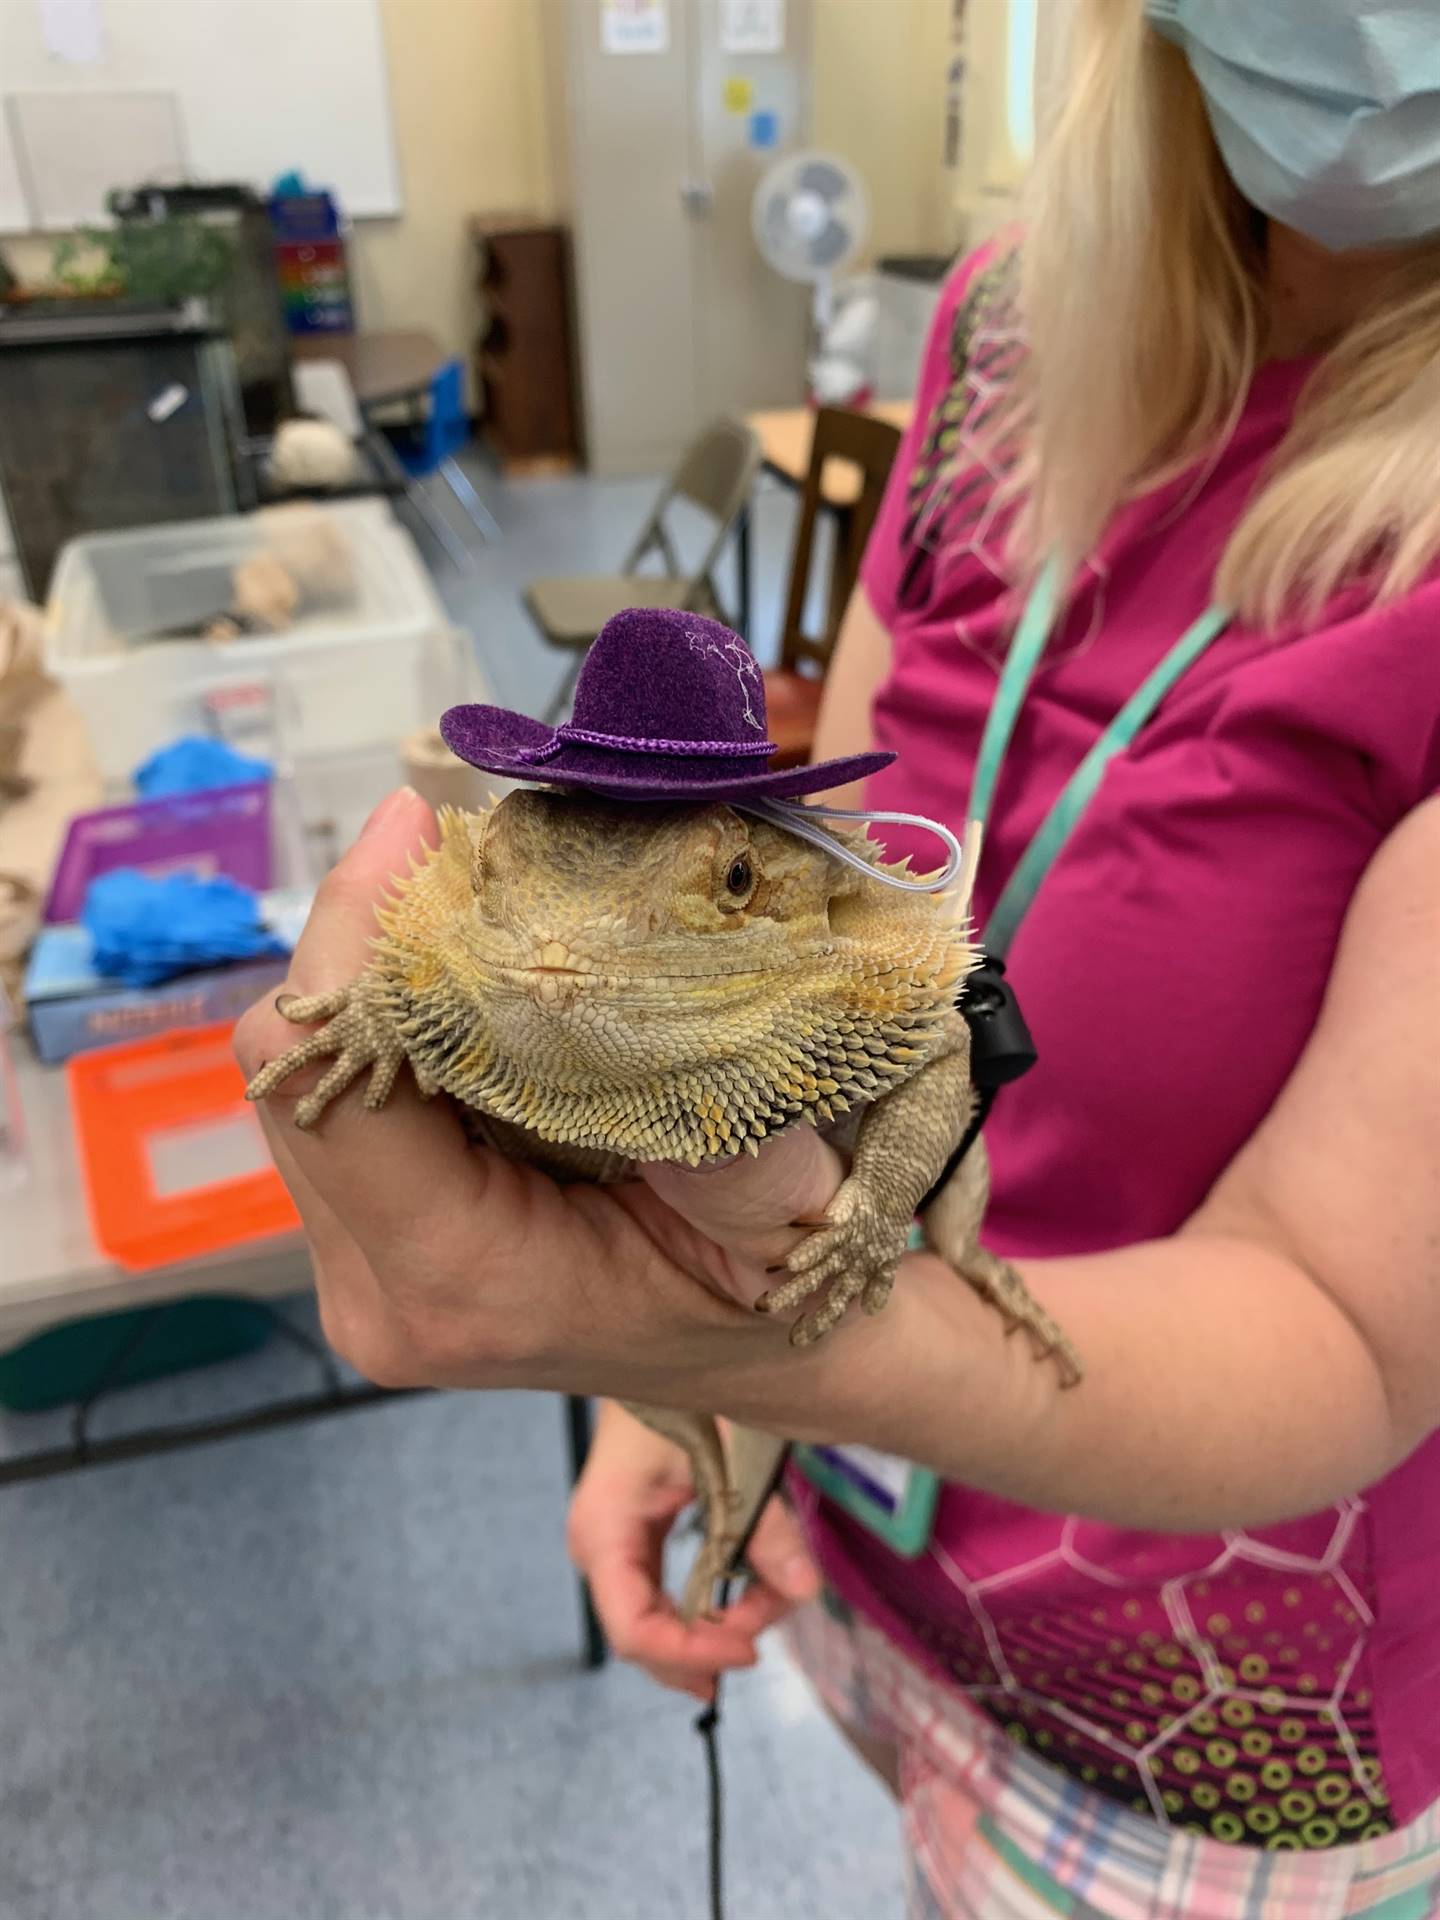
[1002, 0, 1440, 630]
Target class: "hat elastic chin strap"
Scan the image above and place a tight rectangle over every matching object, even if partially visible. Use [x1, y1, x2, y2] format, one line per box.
[743, 799, 980, 908]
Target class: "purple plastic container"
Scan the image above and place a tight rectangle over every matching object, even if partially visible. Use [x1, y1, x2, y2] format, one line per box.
[44, 783, 274, 925]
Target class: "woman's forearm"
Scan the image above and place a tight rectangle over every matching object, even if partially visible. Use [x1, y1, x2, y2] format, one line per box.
[713, 1234, 1402, 1533]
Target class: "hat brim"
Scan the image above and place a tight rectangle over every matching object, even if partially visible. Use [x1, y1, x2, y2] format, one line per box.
[439, 704, 894, 805]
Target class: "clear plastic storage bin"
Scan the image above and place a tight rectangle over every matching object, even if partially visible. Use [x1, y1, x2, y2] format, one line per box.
[43, 501, 464, 782]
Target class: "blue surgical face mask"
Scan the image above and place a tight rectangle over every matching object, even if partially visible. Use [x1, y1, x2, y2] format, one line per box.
[1145, 1, 1440, 252]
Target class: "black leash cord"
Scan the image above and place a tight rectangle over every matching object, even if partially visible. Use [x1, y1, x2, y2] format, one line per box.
[916, 1081, 996, 1215]
[695, 1578, 734, 1920]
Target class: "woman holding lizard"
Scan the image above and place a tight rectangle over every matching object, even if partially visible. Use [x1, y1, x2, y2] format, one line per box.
[239, 2, 1440, 1909]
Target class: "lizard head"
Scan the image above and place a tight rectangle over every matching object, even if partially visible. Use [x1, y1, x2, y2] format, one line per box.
[467, 786, 853, 1001]
[379, 788, 971, 1162]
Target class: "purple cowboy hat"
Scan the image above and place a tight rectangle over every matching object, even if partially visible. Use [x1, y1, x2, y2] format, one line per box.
[439, 607, 894, 803]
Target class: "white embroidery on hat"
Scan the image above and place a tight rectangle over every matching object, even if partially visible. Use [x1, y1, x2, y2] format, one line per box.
[684, 627, 764, 731]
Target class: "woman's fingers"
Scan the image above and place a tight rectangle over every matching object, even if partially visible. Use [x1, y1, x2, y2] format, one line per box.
[578, 1489, 819, 1700]
[651, 1669, 722, 1706]
[733, 1493, 822, 1616]
[581, 1493, 766, 1693]
[586, 1544, 762, 1675]
[572, 1457, 769, 1696]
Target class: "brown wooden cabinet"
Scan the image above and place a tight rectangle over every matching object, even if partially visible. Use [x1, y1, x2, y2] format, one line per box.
[471, 214, 582, 474]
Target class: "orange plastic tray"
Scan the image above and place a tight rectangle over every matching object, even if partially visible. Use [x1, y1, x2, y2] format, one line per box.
[67, 1021, 300, 1272]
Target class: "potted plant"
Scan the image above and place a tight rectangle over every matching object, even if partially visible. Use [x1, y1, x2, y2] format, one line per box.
[7, 202, 236, 319]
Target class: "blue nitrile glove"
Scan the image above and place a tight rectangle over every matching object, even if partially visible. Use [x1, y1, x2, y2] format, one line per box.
[133, 737, 273, 799]
[80, 869, 287, 987]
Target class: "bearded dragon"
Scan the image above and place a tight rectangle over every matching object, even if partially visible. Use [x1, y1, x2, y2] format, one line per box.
[245, 789, 1079, 1618]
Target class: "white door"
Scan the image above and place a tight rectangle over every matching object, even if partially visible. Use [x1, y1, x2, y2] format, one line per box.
[563, 0, 705, 473]
[556, 0, 812, 474]
[690, 0, 812, 423]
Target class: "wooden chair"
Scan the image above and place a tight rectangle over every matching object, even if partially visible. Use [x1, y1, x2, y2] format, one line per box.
[763, 407, 903, 770]
[524, 417, 760, 725]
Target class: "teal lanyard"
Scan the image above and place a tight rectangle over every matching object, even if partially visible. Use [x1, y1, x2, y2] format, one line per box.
[967, 557, 1233, 958]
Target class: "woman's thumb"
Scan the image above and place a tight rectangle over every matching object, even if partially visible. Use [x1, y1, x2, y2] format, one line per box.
[744, 1496, 822, 1604]
[640, 1125, 844, 1279]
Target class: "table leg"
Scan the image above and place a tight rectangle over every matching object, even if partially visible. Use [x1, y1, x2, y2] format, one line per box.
[565, 1393, 607, 1669]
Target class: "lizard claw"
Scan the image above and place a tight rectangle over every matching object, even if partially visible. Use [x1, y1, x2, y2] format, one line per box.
[275, 986, 350, 1026]
[245, 981, 407, 1129]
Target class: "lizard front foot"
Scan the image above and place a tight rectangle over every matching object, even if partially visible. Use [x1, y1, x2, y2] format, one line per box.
[757, 1178, 907, 1348]
[244, 983, 408, 1129]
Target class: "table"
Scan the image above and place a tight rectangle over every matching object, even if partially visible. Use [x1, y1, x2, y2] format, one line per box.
[2, 1043, 604, 1663]
[292, 328, 448, 412]
[737, 400, 915, 641]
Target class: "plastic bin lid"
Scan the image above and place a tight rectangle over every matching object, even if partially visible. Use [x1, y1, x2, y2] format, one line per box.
[67, 1022, 299, 1271]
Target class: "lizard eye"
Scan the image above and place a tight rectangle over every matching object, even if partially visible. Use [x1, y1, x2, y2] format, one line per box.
[718, 849, 757, 911]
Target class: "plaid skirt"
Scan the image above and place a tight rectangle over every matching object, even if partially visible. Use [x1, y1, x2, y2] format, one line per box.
[783, 1593, 1440, 1919]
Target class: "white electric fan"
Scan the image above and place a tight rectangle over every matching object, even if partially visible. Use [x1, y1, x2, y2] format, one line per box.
[751, 149, 870, 336]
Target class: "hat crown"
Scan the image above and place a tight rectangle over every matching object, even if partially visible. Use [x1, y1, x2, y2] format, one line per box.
[571, 609, 770, 749]
[437, 601, 896, 803]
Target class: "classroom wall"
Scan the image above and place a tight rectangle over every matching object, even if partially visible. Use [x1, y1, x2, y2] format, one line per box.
[812, 0, 958, 265]
[1, 0, 962, 389]
[348, 0, 552, 377]
[361, 0, 959, 386]
[363, 0, 999, 338]
[362, 0, 961, 347]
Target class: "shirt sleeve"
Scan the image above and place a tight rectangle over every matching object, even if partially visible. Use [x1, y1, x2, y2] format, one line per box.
[859, 246, 998, 629]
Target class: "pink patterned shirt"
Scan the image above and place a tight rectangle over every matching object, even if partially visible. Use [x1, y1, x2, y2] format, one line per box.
[795, 251, 1440, 1848]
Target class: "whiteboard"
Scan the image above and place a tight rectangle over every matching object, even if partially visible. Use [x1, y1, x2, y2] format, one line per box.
[0, 0, 401, 233]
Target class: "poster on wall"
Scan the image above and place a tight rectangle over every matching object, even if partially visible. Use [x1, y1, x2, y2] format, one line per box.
[601, 0, 670, 54]
[719, 0, 784, 56]
[39, 0, 106, 66]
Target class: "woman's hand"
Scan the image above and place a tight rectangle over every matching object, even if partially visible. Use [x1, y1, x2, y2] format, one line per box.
[567, 1402, 820, 1703]
[233, 789, 857, 1421]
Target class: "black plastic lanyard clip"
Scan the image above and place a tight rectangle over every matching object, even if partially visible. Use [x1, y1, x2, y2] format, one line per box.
[917, 953, 1036, 1214]
[961, 953, 1037, 1092]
